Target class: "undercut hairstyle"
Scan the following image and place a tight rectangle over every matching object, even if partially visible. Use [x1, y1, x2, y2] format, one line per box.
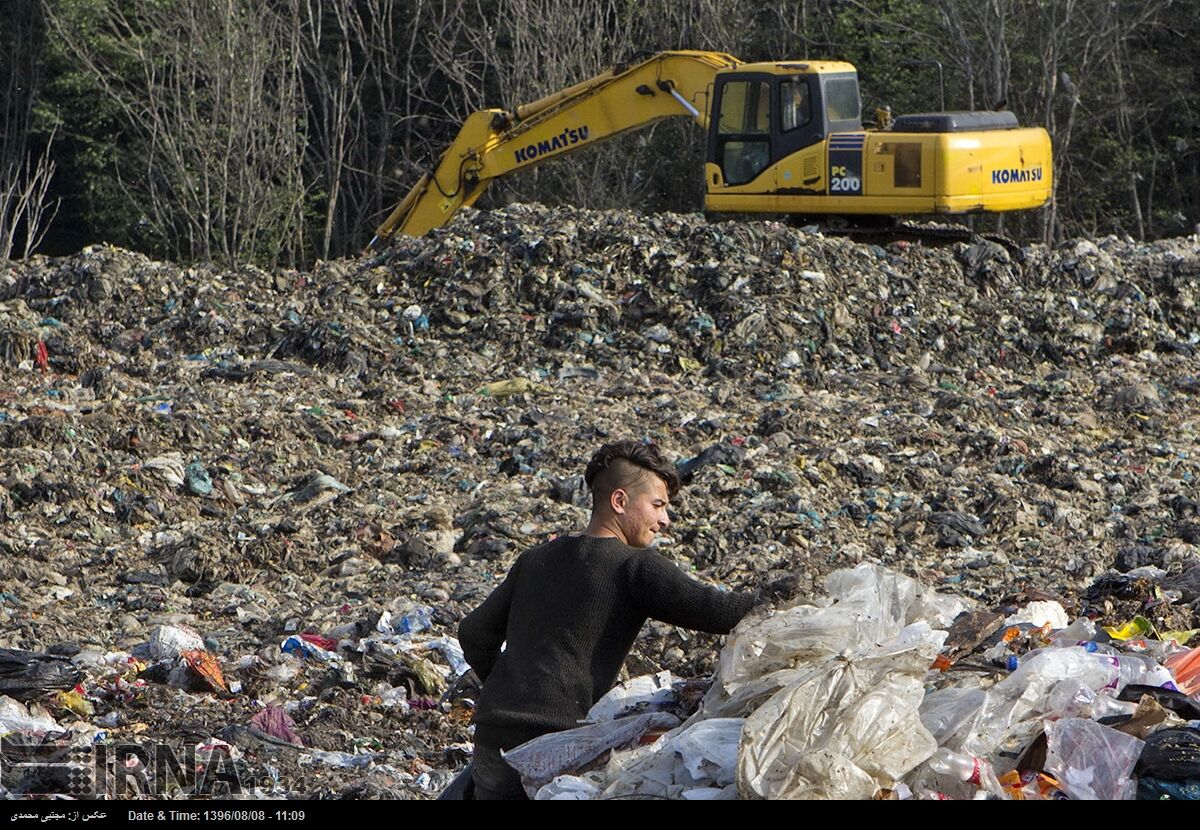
[584, 440, 681, 508]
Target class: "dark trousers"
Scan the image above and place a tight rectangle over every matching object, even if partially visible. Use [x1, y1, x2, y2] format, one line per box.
[471, 742, 529, 800]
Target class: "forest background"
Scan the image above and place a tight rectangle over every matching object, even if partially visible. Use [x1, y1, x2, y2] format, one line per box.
[2, 0, 1197, 267]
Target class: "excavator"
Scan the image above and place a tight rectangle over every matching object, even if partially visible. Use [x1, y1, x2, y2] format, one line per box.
[370, 50, 1051, 246]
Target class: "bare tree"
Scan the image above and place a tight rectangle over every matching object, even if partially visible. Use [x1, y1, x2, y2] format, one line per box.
[1020, 0, 1162, 242]
[453, 0, 646, 208]
[299, 0, 418, 258]
[1, 0, 58, 260]
[45, 0, 308, 266]
[295, 0, 505, 256]
[0, 130, 60, 261]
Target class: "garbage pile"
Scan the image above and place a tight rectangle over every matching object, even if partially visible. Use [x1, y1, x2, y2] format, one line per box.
[508, 562, 1200, 800]
[0, 203, 1198, 798]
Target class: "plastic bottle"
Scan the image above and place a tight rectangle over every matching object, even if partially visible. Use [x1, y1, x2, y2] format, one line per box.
[1005, 646, 1174, 694]
[983, 641, 1015, 666]
[927, 748, 1004, 796]
[1098, 652, 1177, 692]
[928, 749, 985, 782]
[1045, 678, 1138, 720]
[1004, 647, 1116, 692]
[397, 604, 433, 634]
[1054, 617, 1097, 643]
[1047, 638, 1119, 655]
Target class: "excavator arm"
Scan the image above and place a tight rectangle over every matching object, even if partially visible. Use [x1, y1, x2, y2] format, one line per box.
[370, 50, 740, 244]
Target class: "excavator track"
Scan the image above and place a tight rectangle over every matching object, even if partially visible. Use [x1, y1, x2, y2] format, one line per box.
[793, 216, 1025, 258]
[707, 212, 1026, 257]
[839, 221, 1023, 257]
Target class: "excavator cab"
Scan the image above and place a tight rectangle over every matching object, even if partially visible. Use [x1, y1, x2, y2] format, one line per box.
[707, 63, 861, 189]
[702, 57, 1050, 217]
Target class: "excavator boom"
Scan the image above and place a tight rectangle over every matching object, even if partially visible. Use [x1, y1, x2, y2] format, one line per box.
[371, 51, 739, 244]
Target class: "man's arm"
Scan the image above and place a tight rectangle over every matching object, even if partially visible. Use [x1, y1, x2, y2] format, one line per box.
[626, 550, 758, 634]
[457, 558, 522, 683]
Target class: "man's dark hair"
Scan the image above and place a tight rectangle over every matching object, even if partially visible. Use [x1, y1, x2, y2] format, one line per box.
[584, 440, 681, 507]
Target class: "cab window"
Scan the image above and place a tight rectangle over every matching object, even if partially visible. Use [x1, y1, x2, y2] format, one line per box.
[825, 77, 861, 122]
[780, 78, 811, 132]
[716, 80, 770, 185]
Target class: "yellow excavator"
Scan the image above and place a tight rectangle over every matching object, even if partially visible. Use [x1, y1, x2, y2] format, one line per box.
[371, 50, 1051, 245]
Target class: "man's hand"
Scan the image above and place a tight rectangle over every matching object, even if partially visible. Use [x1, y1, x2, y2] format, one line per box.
[759, 574, 803, 605]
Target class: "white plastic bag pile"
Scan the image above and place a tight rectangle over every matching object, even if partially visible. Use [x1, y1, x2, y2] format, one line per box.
[501, 562, 1185, 800]
[506, 563, 967, 799]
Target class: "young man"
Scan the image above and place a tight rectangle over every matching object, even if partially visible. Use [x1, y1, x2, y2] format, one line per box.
[458, 439, 761, 800]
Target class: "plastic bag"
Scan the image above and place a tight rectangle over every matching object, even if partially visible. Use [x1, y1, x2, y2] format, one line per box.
[536, 565, 965, 799]
[919, 686, 988, 748]
[281, 635, 338, 662]
[0, 648, 84, 701]
[586, 671, 676, 722]
[1135, 728, 1200, 780]
[1044, 718, 1143, 800]
[1165, 646, 1200, 695]
[181, 649, 228, 693]
[737, 623, 943, 799]
[145, 624, 205, 660]
[376, 603, 434, 636]
[930, 647, 1164, 759]
[0, 695, 62, 735]
[693, 666, 810, 721]
[503, 712, 680, 797]
[298, 750, 380, 768]
[1119, 685, 1200, 720]
[1003, 601, 1070, 630]
[680, 785, 737, 800]
[715, 563, 966, 698]
[671, 718, 742, 787]
[422, 637, 469, 676]
[1137, 777, 1200, 800]
[534, 774, 604, 800]
[598, 718, 744, 800]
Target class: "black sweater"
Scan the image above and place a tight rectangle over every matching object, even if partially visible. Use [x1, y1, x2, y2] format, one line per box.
[458, 534, 758, 749]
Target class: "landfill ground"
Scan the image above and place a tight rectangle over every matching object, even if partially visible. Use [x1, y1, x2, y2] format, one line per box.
[1, 204, 1199, 799]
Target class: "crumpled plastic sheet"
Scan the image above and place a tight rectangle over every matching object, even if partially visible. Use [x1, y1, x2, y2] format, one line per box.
[1044, 717, 1143, 800]
[672, 718, 742, 786]
[594, 718, 744, 800]
[0, 694, 63, 735]
[737, 623, 943, 800]
[710, 563, 966, 705]
[534, 775, 604, 800]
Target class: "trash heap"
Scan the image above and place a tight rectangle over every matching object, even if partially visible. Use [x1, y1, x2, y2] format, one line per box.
[0, 203, 1198, 798]
[507, 562, 1200, 800]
